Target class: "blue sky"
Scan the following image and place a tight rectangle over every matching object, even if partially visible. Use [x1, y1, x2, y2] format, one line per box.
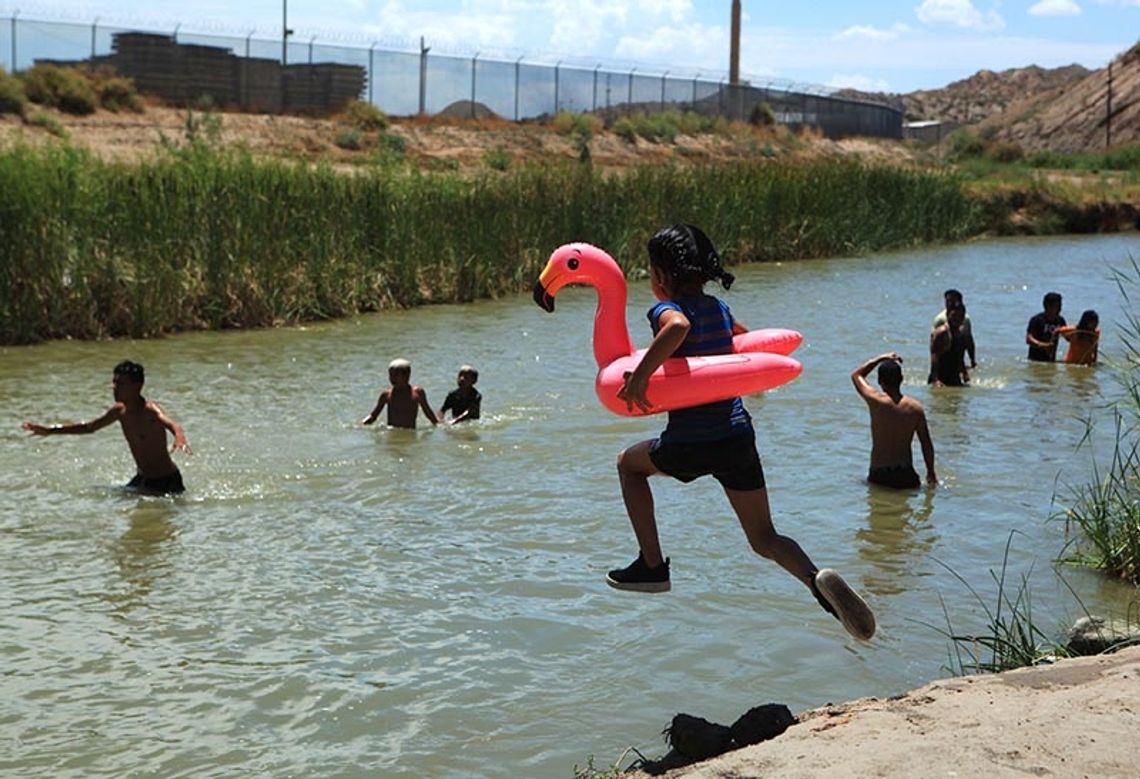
[2, 1, 1136, 93]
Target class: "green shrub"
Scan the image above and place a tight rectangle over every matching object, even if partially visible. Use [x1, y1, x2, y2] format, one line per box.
[20, 64, 97, 116]
[26, 111, 67, 138]
[986, 141, 1025, 164]
[612, 117, 637, 144]
[96, 75, 145, 113]
[551, 111, 601, 139]
[344, 99, 388, 131]
[0, 67, 27, 116]
[749, 101, 776, 127]
[946, 129, 986, 160]
[334, 128, 363, 151]
[482, 146, 511, 171]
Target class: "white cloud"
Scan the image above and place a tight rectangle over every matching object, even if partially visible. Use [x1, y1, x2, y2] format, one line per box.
[826, 73, 892, 92]
[915, 0, 1005, 31]
[614, 23, 724, 71]
[1029, 0, 1082, 15]
[836, 23, 911, 42]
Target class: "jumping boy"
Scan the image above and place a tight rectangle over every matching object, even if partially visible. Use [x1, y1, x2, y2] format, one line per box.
[22, 360, 190, 495]
[438, 365, 482, 424]
[362, 358, 439, 429]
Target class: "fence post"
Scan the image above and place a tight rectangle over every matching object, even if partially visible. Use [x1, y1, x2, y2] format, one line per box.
[91, 17, 98, 60]
[627, 67, 636, 115]
[418, 36, 429, 115]
[592, 64, 600, 112]
[691, 73, 699, 110]
[660, 70, 668, 113]
[369, 41, 377, 105]
[554, 59, 561, 115]
[11, 11, 18, 72]
[470, 51, 479, 119]
[514, 54, 523, 121]
[308, 34, 315, 65]
[244, 30, 253, 110]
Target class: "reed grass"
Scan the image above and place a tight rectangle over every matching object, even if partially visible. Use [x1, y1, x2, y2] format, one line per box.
[930, 533, 1070, 675]
[1055, 257, 1140, 584]
[0, 143, 984, 343]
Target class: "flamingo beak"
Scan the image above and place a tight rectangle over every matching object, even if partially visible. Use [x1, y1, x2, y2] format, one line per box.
[533, 280, 555, 312]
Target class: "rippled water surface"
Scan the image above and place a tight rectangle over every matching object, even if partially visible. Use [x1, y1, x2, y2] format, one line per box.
[3, 234, 1138, 777]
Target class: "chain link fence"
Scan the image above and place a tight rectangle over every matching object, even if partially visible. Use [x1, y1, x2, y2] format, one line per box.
[2, 14, 903, 138]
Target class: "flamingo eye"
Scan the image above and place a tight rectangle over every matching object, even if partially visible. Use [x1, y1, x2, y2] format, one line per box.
[568, 257, 580, 270]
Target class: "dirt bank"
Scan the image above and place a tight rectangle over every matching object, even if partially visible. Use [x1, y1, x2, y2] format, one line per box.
[624, 646, 1140, 778]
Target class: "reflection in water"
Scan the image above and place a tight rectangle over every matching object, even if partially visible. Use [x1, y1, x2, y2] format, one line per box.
[106, 500, 179, 616]
[856, 486, 937, 597]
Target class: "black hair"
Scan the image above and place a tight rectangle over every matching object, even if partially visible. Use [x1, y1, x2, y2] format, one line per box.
[878, 359, 903, 387]
[1043, 291, 1062, 308]
[113, 360, 145, 384]
[943, 288, 963, 302]
[647, 224, 735, 293]
[1077, 309, 1098, 331]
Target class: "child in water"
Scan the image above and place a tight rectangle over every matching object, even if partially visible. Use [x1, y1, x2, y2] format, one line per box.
[438, 365, 482, 424]
[22, 360, 190, 495]
[1058, 309, 1099, 365]
[609, 224, 876, 641]
[362, 358, 439, 429]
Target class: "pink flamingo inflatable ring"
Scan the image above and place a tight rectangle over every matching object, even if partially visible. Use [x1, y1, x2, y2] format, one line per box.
[532, 242, 804, 417]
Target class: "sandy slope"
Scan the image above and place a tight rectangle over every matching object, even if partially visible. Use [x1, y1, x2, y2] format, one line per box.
[628, 646, 1140, 779]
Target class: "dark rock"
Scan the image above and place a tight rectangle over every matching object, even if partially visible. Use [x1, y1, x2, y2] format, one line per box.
[663, 713, 735, 760]
[730, 703, 797, 746]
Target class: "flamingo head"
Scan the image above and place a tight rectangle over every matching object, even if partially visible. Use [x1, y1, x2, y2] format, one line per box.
[533, 242, 622, 313]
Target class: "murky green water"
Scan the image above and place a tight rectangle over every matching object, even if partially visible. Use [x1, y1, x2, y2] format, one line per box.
[2, 234, 1138, 778]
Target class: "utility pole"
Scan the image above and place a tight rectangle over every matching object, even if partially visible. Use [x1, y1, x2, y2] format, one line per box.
[729, 0, 741, 86]
[1106, 61, 1113, 150]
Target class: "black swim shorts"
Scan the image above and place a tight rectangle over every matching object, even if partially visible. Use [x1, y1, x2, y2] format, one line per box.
[867, 464, 920, 490]
[649, 431, 766, 491]
[126, 469, 186, 495]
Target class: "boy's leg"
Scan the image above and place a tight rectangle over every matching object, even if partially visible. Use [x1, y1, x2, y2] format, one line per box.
[617, 439, 665, 567]
[724, 486, 818, 586]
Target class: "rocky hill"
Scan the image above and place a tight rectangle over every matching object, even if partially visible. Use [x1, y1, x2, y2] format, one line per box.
[902, 42, 1140, 153]
[902, 64, 1089, 125]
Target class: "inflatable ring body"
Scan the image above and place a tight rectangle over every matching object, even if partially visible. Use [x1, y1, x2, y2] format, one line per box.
[533, 242, 803, 417]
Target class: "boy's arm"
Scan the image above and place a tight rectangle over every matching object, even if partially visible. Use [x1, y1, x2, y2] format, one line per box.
[23, 404, 123, 436]
[416, 388, 439, 426]
[362, 392, 388, 425]
[851, 352, 898, 401]
[916, 411, 937, 485]
[151, 401, 191, 453]
[618, 308, 690, 413]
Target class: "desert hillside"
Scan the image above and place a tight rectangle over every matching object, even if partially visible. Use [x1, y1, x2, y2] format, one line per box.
[903, 42, 1139, 153]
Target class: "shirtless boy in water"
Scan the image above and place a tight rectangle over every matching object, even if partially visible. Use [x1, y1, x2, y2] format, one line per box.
[362, 358, 439, 429]
[22, 360, 191, 494]
[852, 352, 937, 489]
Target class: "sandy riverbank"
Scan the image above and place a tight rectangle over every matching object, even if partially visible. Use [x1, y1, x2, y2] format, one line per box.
[625, 646, 1140, 778]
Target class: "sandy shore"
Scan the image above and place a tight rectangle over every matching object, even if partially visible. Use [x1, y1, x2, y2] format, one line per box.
[627, 646, 1140, 778]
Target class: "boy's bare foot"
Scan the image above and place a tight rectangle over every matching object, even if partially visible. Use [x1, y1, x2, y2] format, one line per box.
[813, 569, 876, 641]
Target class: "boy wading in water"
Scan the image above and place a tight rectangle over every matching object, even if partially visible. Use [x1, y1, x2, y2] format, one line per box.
[22, 360, 190, 495]
[362, 358, 439, 429]
[608, 224, 876, 641]
[853, 352, 937, 489]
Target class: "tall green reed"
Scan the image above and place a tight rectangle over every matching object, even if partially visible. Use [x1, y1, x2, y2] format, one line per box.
[0, 144, 985, 343]
[1055, 256, 1140, 584]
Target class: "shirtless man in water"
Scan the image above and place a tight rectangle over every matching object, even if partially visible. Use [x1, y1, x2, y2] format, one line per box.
[852, 352, 937, 489]
[22, 360, 190, 494]
[362, 358, 439, 429]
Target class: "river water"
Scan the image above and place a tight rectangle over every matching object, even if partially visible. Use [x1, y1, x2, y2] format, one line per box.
[2, 234, 1138, 778]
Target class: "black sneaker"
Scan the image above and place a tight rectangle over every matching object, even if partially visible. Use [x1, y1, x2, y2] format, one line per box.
[606, 554, 671, 593]
[813, 569, 876, 641]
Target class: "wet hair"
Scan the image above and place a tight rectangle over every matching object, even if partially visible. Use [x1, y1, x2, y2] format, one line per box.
[647, 224, 735, 293]
[943, 288, 963, 303]
[1043, 292, 1062, 308]
[1077, 309, 1099, 331]
[877, 359, 903, 387]
[388, 358, 411, 375]
[113, 360, 145, 385]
